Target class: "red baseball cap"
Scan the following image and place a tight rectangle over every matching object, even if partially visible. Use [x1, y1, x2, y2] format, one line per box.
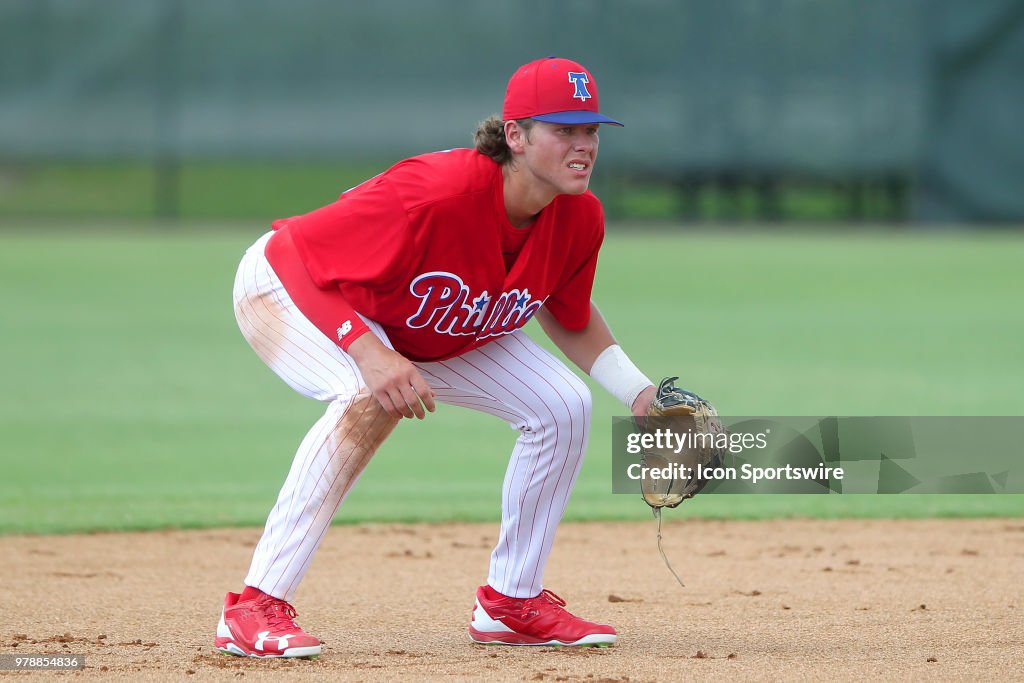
[502, 57, 623, 126]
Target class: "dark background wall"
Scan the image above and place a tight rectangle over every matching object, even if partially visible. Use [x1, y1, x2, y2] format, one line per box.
[1, 0, 1021, 223]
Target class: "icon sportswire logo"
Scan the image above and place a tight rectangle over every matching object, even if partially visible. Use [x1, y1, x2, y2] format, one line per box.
[405, 271, 546, 340]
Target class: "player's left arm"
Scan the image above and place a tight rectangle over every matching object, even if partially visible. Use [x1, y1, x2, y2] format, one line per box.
[534, 301, 655, 416]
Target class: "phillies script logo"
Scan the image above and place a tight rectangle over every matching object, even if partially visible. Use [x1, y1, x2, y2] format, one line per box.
[406, 271, 546, 340]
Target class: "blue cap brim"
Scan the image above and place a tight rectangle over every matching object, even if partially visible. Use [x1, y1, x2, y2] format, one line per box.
[531, 111, 624, 127]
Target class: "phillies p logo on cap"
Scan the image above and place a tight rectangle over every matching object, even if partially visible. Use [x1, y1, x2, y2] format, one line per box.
[502, 57, 623, 126]
[567, 72, 592, 102]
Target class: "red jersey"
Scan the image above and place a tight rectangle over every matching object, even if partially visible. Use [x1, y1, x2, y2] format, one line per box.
[272, 149, 604, 362]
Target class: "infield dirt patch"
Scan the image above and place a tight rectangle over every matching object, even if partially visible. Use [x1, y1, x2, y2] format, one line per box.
[3, 519, 1022, 681]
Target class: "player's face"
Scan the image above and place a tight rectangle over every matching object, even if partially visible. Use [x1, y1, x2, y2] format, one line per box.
[520, 122, 600, 196]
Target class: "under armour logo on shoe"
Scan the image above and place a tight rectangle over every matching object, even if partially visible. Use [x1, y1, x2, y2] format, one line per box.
[255, 631, 292, 652]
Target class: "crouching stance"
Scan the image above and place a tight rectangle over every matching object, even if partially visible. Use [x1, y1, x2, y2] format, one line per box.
[216, 57, 654, 656]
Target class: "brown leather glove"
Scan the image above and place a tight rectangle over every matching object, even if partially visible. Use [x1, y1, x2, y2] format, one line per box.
[640, 377, 727, 508]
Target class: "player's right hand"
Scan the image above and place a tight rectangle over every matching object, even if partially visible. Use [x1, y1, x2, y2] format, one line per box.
[347, 335, 436, 419]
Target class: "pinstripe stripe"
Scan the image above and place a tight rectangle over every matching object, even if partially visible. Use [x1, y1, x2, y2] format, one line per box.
[479, 339, 585, 593]
[428, 354, 545, 592]
[498, 334, 590, 591]
[234, 241, 348, 398]
[276, 396, 395, 597]
[461, 352, 554, 595]
[417, 330, 592, 598]
[257, 398, 358, 594]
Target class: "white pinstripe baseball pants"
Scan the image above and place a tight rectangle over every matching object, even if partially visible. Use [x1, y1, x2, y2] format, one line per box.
[232, 232, 592, 601]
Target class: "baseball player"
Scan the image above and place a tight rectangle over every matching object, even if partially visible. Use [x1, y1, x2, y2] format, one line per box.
[216, 57, 656, 657]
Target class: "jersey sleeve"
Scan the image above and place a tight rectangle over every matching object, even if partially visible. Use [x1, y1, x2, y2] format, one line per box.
[542, 203, 605, 331]
[282, 177, 412, 290]
[264, 229, 371, 351]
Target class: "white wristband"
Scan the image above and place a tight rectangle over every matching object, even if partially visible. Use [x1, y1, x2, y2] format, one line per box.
[589, 344, 654, 410]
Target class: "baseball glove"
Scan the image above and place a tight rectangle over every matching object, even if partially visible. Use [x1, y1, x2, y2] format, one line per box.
[640, 377, 726, 509]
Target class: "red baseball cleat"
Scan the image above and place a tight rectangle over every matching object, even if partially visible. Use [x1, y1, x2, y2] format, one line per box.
[468, 585, 617, 647]
[215, 591, 322, 658]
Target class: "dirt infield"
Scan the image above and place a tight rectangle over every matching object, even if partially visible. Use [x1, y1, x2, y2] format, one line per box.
[3, 519, 1022, 681]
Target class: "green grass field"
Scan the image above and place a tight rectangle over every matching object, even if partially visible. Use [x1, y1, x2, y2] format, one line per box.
[1, 226, 1022, 534]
